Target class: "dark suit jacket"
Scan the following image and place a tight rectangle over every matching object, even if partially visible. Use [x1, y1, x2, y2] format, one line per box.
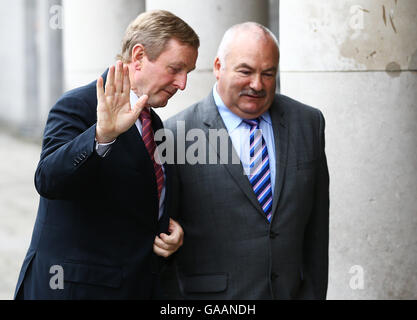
[14, 70, 171, 299]
[162, 93, 329, 299]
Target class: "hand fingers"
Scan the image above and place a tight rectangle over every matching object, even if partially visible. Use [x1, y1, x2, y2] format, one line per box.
[159, 232, 183, 246]
[153, 231, 184, 258]
[168, 218, 180, 233]
[105, 65, 115, 95]
[154, 235, 172, 250]
[167, 218, 184, 241]
[122, 65, 130, 94]
[153, 243, 170, 258]
[136, 94, 149, 108]
[132, 94, 149, 117]
[153, 236, 176, 258]
[155, 232, 183, 250]
[96, 76, 104, 103]
[115, 61, 123, 94]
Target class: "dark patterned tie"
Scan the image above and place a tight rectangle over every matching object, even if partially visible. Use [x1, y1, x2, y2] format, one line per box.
[139, 108, 164, 200]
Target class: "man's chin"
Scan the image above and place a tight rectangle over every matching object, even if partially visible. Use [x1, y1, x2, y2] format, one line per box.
[234, 102, 271, 118]
[241, 103, 266, 114]
[147, 99, 169, 108]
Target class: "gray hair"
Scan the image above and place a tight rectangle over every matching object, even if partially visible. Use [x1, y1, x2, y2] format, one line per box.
[216, 22, 279, 69]
[116, 10, 199, 63]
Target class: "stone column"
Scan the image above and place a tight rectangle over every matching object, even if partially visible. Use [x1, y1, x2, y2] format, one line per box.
[280, 0, 417, 299]
[37, 0, 64, 132]
[146, 0, 269, 120]
[0, 0, 65, 138]
[268, 0, 281, 93]
[0, 0, 25, 130]
[23, 0, 40, 137]
[63, 0, 146, 90]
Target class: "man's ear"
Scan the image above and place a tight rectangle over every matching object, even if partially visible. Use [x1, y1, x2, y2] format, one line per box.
[131, 44, 145, 70]
[213, 57, 222, 80]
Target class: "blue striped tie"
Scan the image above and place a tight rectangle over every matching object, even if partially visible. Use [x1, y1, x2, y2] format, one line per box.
[244, 118, 273, 222]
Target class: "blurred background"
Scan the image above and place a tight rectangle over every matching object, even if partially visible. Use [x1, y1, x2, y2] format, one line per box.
[0, 0, 416, 299]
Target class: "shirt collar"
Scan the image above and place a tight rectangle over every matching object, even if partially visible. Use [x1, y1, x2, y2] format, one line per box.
[130, 90, 138, 108]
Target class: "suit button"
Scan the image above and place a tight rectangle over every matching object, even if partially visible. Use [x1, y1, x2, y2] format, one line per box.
[271, 272, 279, 281]
[270, 231, 279, 239]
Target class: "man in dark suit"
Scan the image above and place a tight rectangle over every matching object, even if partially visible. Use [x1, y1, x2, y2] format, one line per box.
[162, 22, 329, 299]
[14, 10, 199, 299]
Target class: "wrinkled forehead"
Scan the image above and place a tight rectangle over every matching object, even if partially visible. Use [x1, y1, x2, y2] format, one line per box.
[226, 32, 279, 67]
[157, 38, 198, 68]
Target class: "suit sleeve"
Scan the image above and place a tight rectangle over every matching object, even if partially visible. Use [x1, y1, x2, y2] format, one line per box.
[34, 95, 102, 200]
[299, 110, 330, 299]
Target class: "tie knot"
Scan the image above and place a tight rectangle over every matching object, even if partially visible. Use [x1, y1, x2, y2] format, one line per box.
[139, 107, 151, 122]
[243, 118, 260, 128]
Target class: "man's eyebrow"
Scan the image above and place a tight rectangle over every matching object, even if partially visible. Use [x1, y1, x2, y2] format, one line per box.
[263, 66, 277, 73]
[235, 63, 253, 70]
[169, 62, 185, 68]
[234, 64, 277, 73]
[170, 62, 195, 72]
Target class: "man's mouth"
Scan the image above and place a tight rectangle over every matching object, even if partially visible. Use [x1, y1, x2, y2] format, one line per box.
[244, 94, 263, 99]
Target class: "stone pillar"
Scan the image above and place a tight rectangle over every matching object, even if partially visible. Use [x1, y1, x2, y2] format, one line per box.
[280, 0, 417, 299]
[23, 0, 40, 136]
[0, 0, 61, 138]
[268, 0, 280, 93]
[63, 0, 146, 90]
[146, 0, 269, 120]
[37, 0, 64, 132]
[0, 0, 25, 130]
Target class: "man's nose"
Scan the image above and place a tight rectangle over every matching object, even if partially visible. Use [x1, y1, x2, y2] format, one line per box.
[173, 73, 187, 91]
[250, 74, 263, 92]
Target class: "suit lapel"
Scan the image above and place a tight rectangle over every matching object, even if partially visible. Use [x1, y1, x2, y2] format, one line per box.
[122, 124, 150, 164]
[198, 94, 268, 219]
[269, 95, 289, 221]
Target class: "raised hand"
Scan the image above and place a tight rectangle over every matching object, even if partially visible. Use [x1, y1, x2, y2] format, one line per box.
[96, 61, 148, 143]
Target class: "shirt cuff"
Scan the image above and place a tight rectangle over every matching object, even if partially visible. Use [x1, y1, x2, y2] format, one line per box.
[95, 139, 116, 157]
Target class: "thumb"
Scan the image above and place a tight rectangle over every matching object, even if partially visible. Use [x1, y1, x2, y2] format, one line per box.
[159, 233, 169, 241]
[133, 94, 149, 117]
